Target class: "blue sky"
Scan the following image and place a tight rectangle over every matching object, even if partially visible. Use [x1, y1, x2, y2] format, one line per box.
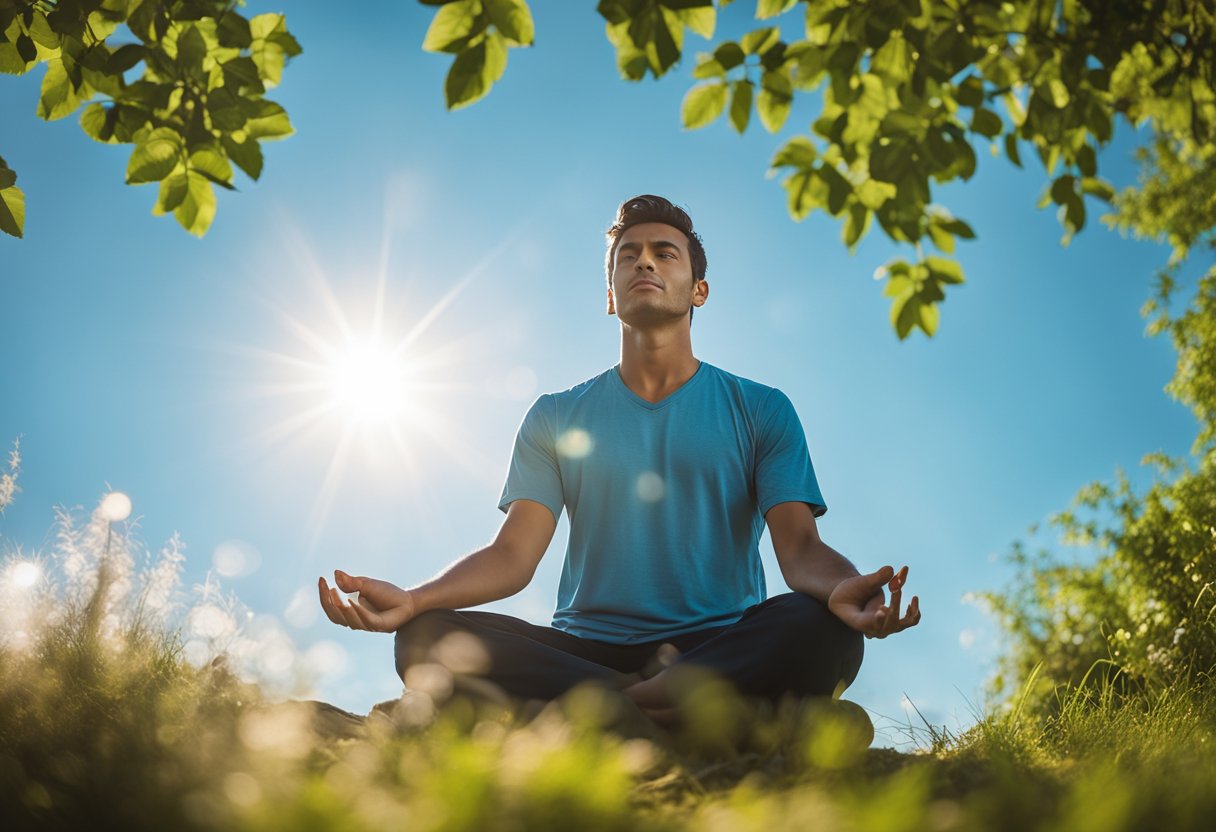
[0, 2, 1199, 742]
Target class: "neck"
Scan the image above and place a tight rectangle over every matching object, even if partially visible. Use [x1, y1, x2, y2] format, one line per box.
[617, 319, 700, 403]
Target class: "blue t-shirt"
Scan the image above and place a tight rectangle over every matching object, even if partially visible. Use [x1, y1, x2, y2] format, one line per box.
[498, 361, 826, 643]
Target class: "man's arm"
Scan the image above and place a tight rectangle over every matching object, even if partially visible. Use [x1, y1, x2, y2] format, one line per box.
[765, 500, 921, 638]
[318, 499, 557, 632]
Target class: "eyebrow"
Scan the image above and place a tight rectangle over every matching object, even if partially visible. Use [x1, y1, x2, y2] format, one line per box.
[617, 240, 682, 256]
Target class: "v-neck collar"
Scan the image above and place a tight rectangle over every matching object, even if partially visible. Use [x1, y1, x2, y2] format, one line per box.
[611, 361, 706, 411]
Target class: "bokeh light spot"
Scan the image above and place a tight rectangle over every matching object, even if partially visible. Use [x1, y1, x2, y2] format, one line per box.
[212, 540, 262, 579]
[99, 491, 132, 522]
[636, 472, 666, 502]
[556, 428, 593, 459]
[9, 560, 40, 589]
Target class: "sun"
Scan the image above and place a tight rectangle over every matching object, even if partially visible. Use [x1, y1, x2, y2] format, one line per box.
[325, 337, 414, 428]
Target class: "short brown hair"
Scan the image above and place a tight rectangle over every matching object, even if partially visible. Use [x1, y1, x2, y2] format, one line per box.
[605, 195, 708, 319]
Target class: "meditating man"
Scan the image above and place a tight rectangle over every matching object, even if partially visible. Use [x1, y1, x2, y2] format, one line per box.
[318, 195, 921, 724]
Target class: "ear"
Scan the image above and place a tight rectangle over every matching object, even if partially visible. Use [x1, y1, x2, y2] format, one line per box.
[606, 288, 616, 316]
[692, 279, 709, 308]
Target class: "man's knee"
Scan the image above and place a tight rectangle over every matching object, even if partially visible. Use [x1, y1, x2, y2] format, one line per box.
[756, 592, 864, 691]
[393, 609, 464, 679]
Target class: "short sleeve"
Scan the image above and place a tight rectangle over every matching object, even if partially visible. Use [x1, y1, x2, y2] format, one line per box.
[498, 395, 565, 523]
[754, 388, 827, 518]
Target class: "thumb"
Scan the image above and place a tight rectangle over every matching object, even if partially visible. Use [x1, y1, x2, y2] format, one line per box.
[334, 570, 362, 592]
[868, 565, 895, 586]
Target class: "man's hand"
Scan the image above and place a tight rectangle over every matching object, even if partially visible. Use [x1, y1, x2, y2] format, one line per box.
[318, 570, 417, 633]
[828, 565, 921, 639]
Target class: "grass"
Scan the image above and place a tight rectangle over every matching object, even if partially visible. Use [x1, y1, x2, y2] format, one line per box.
[3, 495, 1216, 830]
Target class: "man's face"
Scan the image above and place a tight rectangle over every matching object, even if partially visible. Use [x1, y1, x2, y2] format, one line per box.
[608, 222, 707, 325]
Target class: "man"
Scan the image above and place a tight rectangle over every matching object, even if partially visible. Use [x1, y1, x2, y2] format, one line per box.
[318, 195, 920, 725]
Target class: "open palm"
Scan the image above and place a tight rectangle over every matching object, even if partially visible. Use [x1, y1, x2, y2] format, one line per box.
[318, 570, 416, 633]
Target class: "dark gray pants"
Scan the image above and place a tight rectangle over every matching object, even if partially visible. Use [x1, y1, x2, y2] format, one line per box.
[394, 592, 864, 703]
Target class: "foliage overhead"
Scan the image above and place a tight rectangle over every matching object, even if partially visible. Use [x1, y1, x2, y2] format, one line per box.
[5, 1, 1214, 341]
[0, 0, 300, 238]
[419, 0, 1216, 339]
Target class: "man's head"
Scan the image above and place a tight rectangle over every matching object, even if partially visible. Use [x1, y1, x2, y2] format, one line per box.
[605, 195, 708, 324]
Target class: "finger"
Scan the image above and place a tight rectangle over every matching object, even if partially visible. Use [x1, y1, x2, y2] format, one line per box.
[330, 586, 365, 630]
[872, 605, 889, 638]
[888, 565, 908, 593]
[892, 596, 921, 633]
[318, 578, 346, 626]
[883, 585, 904, 635]
[870, 565, 896, 587]
[334, 569, 362, 593]
[346, 595, 385, 632]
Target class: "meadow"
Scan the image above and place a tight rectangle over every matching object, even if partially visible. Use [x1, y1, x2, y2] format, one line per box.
[3, 472, 1214, 832]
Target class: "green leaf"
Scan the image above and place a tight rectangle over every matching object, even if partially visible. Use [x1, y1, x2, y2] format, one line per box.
[1063, 192, 1086, 235]
[207, 87, 246, 131]
[771, 136, 817, 168]
[1050, 174, 1076, 205]
[425, 3, 474, 48]
[37, 59, 82, 121]
[126, 127, 183, 184]
[1076, 144, 1096, 178]
[250, 13, 302, 86]
[692, 56, 726, 79]
[729, 79, 752, 134]
[856, 178, 896, 209]
[757, 85, 791, 133]
[741, 27, 779, 56]
[14, 33, 36, 64]
[870, 139, 913, 183]
[756, 0, 798, 20]
[970, 107, 1002, 138]
[843, 203, 870, 249]
[154, 172, 189, 214]
[1045, 78, 1070, 108]
[176, 25, 207, 77]
[820, 164, 851, 215]
[445, 32, 509, 110]
[485, 0, 534, 45]
[27, 13, 59, 50]
[891, 291, 919, 339]
[106, 43, 146, 74]
[190, 147, 234, 189]
[938, 217, 976, 239]
[782, 168, 826, 220]
[0, 184, 24, 238]
[1080, 177, 1115, 203]
[871, 34, 910, 84]
[1004, 133, 1022, 167]
[918, 301, 940, 336]
[0, 41, 34, 75]
[928, 222, 955, 254]
[80, 103, 121, 143]
[713, 41, 745, 70]
[222, 57, 263, 94]
[956, 75, 984, 108]
[681, 81, 728, 129]
[242, 100, 293, 140]
[173, 171, 216, 237]
[924, 256, 964, 284]
[217, 12, 253, 48]
[669, 1, 716, 39]
[222, 135, 264, 180]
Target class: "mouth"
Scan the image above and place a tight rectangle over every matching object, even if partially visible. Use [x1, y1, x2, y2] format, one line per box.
[630, 279, 663, 291]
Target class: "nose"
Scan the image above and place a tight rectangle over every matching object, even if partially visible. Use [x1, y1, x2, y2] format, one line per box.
[634, 251, 655, 271]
